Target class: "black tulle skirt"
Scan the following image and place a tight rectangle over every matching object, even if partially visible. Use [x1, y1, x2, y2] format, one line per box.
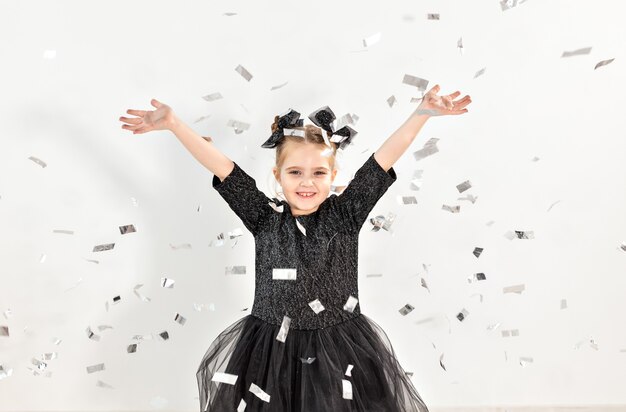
[196, 313, 429, 411]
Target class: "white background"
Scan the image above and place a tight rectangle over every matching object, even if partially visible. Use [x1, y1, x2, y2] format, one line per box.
[1, 0, 625, 410]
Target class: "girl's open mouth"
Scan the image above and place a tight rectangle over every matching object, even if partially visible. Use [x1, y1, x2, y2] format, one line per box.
[297, 192, 316, 198]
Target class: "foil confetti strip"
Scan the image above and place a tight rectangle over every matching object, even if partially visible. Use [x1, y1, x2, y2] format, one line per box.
[387, 95, 397, 108]
[3, 308, 12, 319]
[345, 364, 354, 376]
[456, 180, 472, 193]
[594, 58, 615, 70]
[133, 284, 151, 302]
[202, 92, 223, 102]
[211, 371, 239, 385]
[295, 218, 307, 236]
[276, 315, 292, 343]
[170, 242, 192, 250]
[127, 344, 137, 353]
[500, 0, 530, 11]
[473, 247, 484, 258]
[342, 379, 353, 400]
[237, 399, 246, 412]
[501, 329, 520, 337]
[273, 268, 297, 280]
[442, 204, 460, 213]
[474, 68, 486, 79]
[519, 357, 534, 367]
[0, 365, 13, 380]
[427, 13, 440, 20]
[234, 64, 253, 81]
[399, 196, 417, 205]
[503, 284, 525, 294]
[86, 326, 101, 341]
[399, 304, 414, 316]
[413, 137, 439, 161]
[402, 74, 429, 92]
[270, 81, 289, 91]
[456, 308, 469, 322]
[249, 382, 270, 402]
[225, 265, 246, 275]
[300, 357, 316, 364]
[467, 272, 486, 283]
[174, 313, 186, 326]
[515, 230, 535, 239]
[86, 363, 105, 373]
[161, 277, 175, 288]
[226, 119, 251, 134]
[0, 325, 9, 337]
[547, 200, 561, 212]
[343, 295, 358, 313]
[308, 299, 325, 314]
[28, 156, 47, 167]
[53, 229, 74, 234]
[560, 299, 568, 309]
[561, 47, 592, 57]
[93, 243, 115, 252]
[119, 224, 136, 234]
[439, 353, 446, 371]
[283, 128, 306, 138]
[458, 193, 478, 203]
[362, 32, 381, 48]
[96, 380, 114, 389]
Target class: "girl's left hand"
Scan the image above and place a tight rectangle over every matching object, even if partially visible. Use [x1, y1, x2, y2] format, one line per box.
[415, 84, 472, 117]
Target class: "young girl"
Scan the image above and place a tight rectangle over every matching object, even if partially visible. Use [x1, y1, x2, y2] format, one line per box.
[120, 84, 471, 411]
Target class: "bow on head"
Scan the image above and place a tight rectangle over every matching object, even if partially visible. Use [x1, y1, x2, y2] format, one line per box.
[260, 106, 358, 151]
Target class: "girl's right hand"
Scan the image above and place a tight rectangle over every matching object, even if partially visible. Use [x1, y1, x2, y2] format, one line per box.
[119, 99, 177, 134]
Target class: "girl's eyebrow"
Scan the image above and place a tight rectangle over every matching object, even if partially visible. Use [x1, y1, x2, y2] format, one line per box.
[285, 166, 329, 170]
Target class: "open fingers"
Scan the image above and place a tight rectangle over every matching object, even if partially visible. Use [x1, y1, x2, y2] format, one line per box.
[119, 116, 142, 125]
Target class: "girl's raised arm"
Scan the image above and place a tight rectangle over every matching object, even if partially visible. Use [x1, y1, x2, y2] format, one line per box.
[120, 98, 235, 182]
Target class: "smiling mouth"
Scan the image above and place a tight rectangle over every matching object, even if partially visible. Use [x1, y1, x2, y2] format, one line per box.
[296, 192, 316, 198]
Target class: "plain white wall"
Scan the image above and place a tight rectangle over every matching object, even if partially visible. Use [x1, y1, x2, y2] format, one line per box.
[1, 0, 625, 410]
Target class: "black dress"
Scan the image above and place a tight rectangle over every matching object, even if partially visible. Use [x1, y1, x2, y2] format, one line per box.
[197, 152, 429, 411]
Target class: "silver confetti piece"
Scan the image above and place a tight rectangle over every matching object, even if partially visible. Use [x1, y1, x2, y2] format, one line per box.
[97, 325, 113, 332]
[283, 128, 306, 138]
[308, 299, 325, 314]
[456, 180, 472, 193]
[561, 47, 592, 57]
[0, 365, 13, 380]
[0, 326, 9, 337]
[345, 364, 354, 376]
[519, 356, 533, 367]
[133, 284, 151, 302]
[86, 326, 101, 341]
[273, 268, 297, 280]
[439, 353, 446, 371]
[96, 380, 114, 389]
[402, 74, 429, 92]
[127, 343, 137, 353]
[503, 284, 525, 294]
[32, 358, 47, 371]
[249, 382, 271, 402]
[86, 363, 105, 374]
[170, 242, 192, 250]
[365, 273, 383, 278]
[515, 230, 535, 239]
[457, 37, 463, 54]
[399, 196, 418, 205]
[295, 219, 307, 236]
[28, 156, 47, 168]
[458, 194, 478, 203]
[487, 322, 501, 331]
[399, 304, 414, 316]
[226, 119, 251, 134]
[560, 299, 567, 309]
[161, 277, 175, 288]
[456, 308, 469, 322]
[547, 200, 561, 212]
[270, 81, 289, 91]
[119, 224, 136, 234]
[467, 272, 486, 283]
[237, 398, 247, 412]
[51, 337, 62, 345]
[413, 137, 439, 161]
[157, 331, 169, 341]
[442, 204, 460, 213]
[276, 315, 292, 343]
[343, 295, 359, 313]
[269, 201, 284, 213]
[53, 229, 74, 234]
[212, 371, 239, 385]
[362, 32, 381, 48]
[93, 243, 115, 252]
[594, 58, 615, 70]
[202, 92, 223, 102]
[470, 293, 484, 303]
[427, 13, 440, 20]
[3, 309, 12, 319]
[501, 329, 520, 337]
[473, 247, 483, 258]
[235, 64, 253, 81]
[420, 278, 430, 293]
[500, 0, 529, 11]
[300, 357, 316, 364]
[474, 68, 486, 79]
[226, 266, 246, 275]
[387, 95, 397, 108]
[342, 379, 353, 400]
[174, 313, 186, 325]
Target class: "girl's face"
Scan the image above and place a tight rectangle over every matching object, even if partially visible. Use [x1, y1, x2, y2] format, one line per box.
[273, 144, 338, 217]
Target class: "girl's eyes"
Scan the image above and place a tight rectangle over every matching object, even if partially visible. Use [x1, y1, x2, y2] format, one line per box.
[289, 171, 326, 176]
